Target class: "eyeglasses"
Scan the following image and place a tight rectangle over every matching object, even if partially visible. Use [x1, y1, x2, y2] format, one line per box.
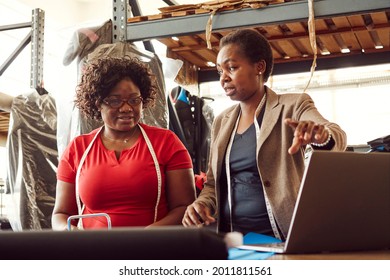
[103, 96, 143, 109]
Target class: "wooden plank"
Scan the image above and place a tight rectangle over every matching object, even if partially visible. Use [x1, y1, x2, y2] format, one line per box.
[370, 11, 389, 25]
[172, 10, 195, 17]
[157, 38, 181, 49]
[0, 112, 10, 134]
[195, 9, 211, 15]
[127, 16, 148, 23]
[377, 28, 390, 47]
[354, 31, 376, 49]
[218, 30, 231, 37]
[314, 19, 330, 32]
[176, 35, 200, 46]
[290, 38, 310, 56]
[157, 0, 279, 16]
[299, 37, 315, 55]
[194, 48, 218, 63]
[263, 25, 284, 36]
[177, 51, 209, 67]
[158, 4, 199, 14]
[332, 16, 352, 29]
[340, 32, 361, 51]
[197, 32, 221, 45]
[318, 34, 341, 53]
[278, 39, 302, 58]
[270, 41, 287, 59]
[147, 13, 172, 21]
[347, 14, 365, 26]
[285, 22, 306, 33]
[196, 33, 220, 50]
[271, 48, 283, 60]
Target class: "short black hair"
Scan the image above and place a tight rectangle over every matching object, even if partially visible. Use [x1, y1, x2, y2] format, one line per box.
[220, 29, 274, 82]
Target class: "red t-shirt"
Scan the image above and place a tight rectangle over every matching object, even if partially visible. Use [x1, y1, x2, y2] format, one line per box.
[57, 124, 192, 228]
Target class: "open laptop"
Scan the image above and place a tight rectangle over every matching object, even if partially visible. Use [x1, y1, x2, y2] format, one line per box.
[238, 150, 390, 254]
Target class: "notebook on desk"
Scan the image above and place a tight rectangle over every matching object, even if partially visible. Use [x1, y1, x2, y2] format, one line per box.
[237, 151, 390, 254]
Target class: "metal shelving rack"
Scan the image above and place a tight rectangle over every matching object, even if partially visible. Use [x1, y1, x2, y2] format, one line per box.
[112, 0, 127, 42]
[0, 8, 45, 94]
[112, 0, 390, 78]
[111, 0, 390, 173]
[30, 9, 45, 92]
[117, 0, 390, 42]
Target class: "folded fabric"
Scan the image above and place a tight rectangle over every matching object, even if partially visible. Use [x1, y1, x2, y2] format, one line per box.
[228, 232, 281, 260]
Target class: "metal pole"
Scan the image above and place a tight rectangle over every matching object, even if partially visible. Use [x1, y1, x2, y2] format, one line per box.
[30, 8, 45, 93]
[112, 0, 128, 42]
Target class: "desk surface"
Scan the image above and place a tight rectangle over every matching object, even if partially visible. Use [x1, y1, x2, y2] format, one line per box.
[268, 250, 390, 260]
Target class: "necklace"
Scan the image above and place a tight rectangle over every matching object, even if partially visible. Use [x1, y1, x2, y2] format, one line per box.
[102, 127, 137, 144]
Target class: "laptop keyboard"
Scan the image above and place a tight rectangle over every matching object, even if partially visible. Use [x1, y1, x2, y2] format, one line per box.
[260, 242, 285, 249]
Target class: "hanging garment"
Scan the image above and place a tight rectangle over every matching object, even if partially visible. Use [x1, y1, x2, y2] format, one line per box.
[58, 20, 112, 157]
[5, 90, 57, 230]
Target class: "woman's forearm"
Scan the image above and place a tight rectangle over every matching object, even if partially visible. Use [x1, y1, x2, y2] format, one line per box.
[52, 213, 72, 231]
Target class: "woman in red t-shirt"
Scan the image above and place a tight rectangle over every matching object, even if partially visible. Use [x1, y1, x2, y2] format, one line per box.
[52, 57, 196, 230]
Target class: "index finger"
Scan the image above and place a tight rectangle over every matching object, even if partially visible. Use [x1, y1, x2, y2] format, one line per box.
[193, 203, 215, 225]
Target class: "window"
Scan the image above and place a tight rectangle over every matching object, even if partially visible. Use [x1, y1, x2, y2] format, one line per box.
[200, 63, 390, 146]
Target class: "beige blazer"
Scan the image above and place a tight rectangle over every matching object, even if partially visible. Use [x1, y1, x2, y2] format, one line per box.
[197, 87, 347, 238]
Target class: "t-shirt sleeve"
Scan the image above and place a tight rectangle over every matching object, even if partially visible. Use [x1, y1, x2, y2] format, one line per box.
[163, 131, 193, 171]
[56, 138, 79, 184]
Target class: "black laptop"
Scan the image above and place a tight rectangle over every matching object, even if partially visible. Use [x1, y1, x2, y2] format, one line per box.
[0, 226, 228, 260]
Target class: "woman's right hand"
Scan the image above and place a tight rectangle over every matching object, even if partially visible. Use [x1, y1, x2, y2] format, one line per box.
[182, 202, 216, 227]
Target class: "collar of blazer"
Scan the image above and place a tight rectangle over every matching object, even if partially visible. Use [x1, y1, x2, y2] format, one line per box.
[219, 87, 282, 146]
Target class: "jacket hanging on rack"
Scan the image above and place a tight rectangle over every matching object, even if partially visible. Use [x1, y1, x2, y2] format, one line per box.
[171, 86, 214, 174]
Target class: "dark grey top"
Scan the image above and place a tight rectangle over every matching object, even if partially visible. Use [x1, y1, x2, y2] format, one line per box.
[220, 111, 273, 235]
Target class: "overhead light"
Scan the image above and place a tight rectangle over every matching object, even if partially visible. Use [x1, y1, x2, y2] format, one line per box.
[283, 55, 290, 59]
[302, 53, 309, 58]
[341, 48, 350, 53]
[206, 61, 216, 67]
[375, 45, 384, 49]
[321, 50, 330, 55]
[172, 36, 179, 41]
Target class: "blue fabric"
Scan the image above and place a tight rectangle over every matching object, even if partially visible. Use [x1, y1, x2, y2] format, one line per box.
[177, 88, 189, 104]
[228, 232, 281, 260]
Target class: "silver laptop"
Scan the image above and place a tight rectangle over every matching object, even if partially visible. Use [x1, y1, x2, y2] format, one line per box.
[238, 151, 390, 254]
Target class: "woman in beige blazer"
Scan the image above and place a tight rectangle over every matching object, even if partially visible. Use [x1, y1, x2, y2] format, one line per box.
[182, 29, 347, 240]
